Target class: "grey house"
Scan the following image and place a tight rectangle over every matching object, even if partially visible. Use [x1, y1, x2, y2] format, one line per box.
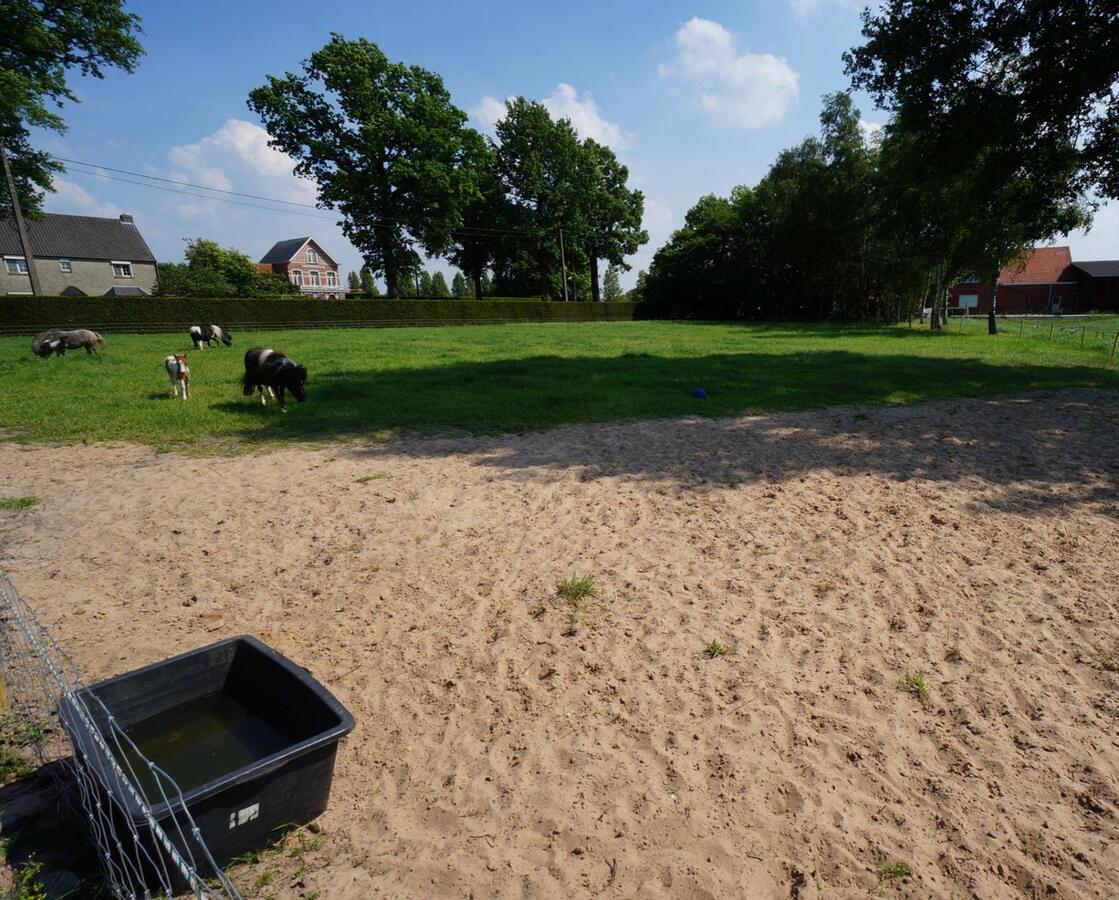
[1, 213, 157, 297]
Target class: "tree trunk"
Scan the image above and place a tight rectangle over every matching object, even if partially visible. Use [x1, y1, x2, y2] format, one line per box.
[589, 254, 601, 304]
[385, 270, 399, 299]
[988, 274, 999, 335]
[930, 266, 942, 331]
[472, 269, 483, 299]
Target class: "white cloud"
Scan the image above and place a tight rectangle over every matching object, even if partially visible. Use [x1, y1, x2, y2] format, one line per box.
[166, 118, 316, 206]
[859, 119, 883, 145]
[659, 17, 799, 128]
[46, 178, 121, 218]
[470, 95, 511, 131]
[470, 84, 632, 151]
[541, 83, 631, 151]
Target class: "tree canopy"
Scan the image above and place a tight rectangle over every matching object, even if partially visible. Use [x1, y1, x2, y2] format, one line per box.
[248, 35, 479, 298]
[1, 0, 144, 215]
[157, 238, 296, 298]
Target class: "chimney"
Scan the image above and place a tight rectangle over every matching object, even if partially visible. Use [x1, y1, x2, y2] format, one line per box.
[119, 213, 134, 225]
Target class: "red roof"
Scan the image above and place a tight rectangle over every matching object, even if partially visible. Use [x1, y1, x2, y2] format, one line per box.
[999, 246, 1073, 284]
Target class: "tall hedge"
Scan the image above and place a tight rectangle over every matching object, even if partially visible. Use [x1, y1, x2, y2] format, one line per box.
[0, 297, 640, 334]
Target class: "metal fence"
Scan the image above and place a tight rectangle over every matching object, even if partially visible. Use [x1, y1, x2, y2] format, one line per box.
[0, 574, 242, 899]
[941, 313, 1119, 361]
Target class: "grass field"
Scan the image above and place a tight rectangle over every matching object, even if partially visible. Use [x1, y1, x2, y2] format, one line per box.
[1, 320, 1117, 449]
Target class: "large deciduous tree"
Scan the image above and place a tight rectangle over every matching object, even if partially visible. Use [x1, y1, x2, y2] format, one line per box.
[248, 35, 478, 298]
[2, 0, 144, 215]
[846, 0, 1113, 332]
[493, 98, 586, 299]
[578, 139, 646, 303]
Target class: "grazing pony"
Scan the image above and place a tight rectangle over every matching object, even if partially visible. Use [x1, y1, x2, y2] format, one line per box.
[31, 329, 66, 358]
[188, 324, 232, 350]
[242, 348, 307, 413]
[164, 354, 190, 400]
[58, 329, 106, 355]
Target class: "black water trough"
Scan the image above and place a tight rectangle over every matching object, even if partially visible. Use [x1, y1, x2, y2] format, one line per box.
[59, 635, 354, 889]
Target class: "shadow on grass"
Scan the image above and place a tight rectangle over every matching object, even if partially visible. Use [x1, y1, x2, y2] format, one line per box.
[206, 349, 1119, 513]
[211, 348, 1117, 440]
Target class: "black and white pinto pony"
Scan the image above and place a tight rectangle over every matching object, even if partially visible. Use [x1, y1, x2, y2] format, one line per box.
[188, 324, 232, 350]
[164, 354, 190, 400]
[242, 348, 307, 413]
[31, 329, 66, 358]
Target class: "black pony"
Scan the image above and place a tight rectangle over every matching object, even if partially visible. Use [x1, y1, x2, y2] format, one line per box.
[242, 348, 307, 412]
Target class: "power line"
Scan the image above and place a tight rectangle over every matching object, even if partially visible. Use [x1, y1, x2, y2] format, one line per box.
[52, 154, 537, 238]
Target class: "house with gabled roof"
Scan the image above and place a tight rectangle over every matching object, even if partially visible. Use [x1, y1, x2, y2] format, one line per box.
[950, 246, 1119, 314]
[1, 212, 156, 296]
[257, 237, 344, 298]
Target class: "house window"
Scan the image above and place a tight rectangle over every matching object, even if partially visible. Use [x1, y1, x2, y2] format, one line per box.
[292, 270, 303, 286]
[306, 247, 317, 264]
[4, 256, 28, 274]
[327, 271, 337, 287]
[309, 271, 320, 287]
[59, 259, 72, 273]
[111, 261, 133, 278]
[959, 294, 979, 309]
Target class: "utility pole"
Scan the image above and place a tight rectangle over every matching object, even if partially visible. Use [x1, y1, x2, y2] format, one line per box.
[558, 228, 569, 301]
[1, 144, 43, 296]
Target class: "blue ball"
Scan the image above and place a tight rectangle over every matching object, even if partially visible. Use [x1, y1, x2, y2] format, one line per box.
[692, 388, 707, 399]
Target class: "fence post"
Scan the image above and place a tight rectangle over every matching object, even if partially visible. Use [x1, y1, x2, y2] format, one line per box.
[1081, 327, 1086, 350]
[1111, 332, 1118, 362]
[1049, 320, 1054, 341]
[1019, 320, 1024, 337]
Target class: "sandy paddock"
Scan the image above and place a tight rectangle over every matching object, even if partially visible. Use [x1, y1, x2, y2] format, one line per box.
[2, 389, 1119, 899]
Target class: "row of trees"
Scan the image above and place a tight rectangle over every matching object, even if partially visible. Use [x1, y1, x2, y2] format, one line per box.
[249, 36, 647, 301]
[342, 263, 626, 300]
[645, 0, 1118, 329]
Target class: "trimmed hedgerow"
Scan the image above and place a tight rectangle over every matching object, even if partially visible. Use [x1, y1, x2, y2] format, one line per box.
[0, 297, 640, 334]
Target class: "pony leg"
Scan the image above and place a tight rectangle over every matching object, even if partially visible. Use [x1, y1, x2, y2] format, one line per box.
[277, 386, 287, 413]
[260, 386, 267, 406]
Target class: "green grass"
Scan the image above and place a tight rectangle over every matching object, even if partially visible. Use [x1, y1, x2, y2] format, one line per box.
[0, 498, 38, 510]
[1, 320, 1117, 449]
[896, 671, 931, 701]
[700, 639, 729, 659]
[556, 575, 598, 605]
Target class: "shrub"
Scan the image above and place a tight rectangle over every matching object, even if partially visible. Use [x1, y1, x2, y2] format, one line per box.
[0, 297, 639, 333]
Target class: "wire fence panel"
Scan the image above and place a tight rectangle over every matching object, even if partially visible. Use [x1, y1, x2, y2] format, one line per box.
[0, 574, 242, 899]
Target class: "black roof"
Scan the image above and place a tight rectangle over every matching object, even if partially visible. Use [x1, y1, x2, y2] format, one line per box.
[259, 237, 310, 264]
[104, 285, 149, 296]
[1073, 260, 1119, 278]
[0, 213, 155, 263]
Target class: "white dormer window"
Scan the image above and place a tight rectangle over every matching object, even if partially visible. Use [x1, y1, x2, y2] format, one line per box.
[59, 259, 72, 273]
[111, 261, 133, 278]
[309, 270, 320, 287]
[326, 271, 337, 287]
[306, 247, 317, 263]
[292, 270, 303, 286]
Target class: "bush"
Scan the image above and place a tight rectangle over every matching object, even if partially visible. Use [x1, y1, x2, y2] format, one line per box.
[0, 297, 640, 334]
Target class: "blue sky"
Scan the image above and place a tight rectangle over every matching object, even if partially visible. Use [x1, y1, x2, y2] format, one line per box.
[37, 0, 1116, 290]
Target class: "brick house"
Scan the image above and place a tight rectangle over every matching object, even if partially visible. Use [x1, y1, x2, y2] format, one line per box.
[950, 246, 1119, 314]
[1, 212, 156, 296]
[257, 237, 344, 298]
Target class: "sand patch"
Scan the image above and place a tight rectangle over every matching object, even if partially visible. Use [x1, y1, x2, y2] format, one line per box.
[2, 390, 1118, 898]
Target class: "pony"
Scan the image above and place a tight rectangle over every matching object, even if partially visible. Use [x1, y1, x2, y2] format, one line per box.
[164, 354, 190, 400]
[31, 329, 66, 358]
[188, 324, 232, 350]
[57, 329, 106, 355]
[242, 348, 307, 413]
